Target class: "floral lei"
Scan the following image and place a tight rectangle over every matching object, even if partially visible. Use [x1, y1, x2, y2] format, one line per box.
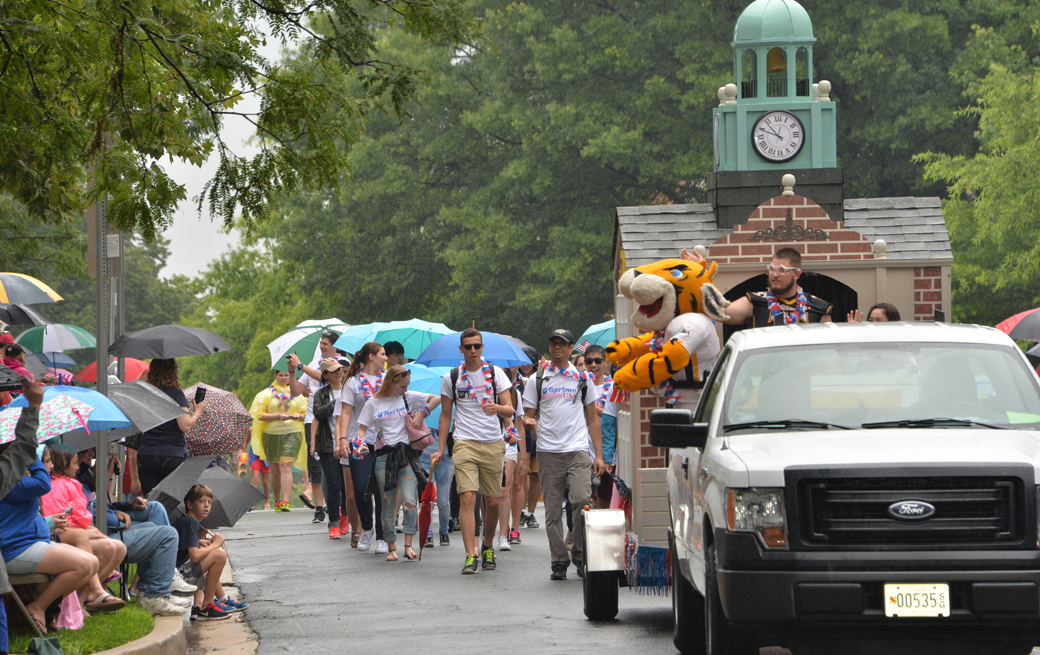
[358, 370, 385, 399]
[268, 385, 292, 409]
[766, 286, 809, 324]
[459, 358, 495, 407]
[540, 360, 594, 383]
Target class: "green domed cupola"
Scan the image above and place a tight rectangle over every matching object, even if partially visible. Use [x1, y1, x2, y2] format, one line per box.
[711, 0, 836, 173]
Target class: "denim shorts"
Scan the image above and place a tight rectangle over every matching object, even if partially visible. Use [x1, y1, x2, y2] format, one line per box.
[6, 541, 53, 575]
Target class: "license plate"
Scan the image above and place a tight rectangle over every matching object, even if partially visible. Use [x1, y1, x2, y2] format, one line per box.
[884, 584, 950, 617]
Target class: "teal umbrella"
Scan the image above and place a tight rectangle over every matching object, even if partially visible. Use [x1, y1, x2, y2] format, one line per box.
[267, 319, 350, 372]
[404, 363, 452, 428]
[16, 323, 96, 353]
[334, 319, 454, 360]
[577, 319, 616, 349]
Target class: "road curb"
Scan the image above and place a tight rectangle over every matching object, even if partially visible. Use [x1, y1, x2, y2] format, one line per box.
[91, 615, 186, 655]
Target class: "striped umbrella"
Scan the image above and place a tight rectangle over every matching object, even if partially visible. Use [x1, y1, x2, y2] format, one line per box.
[16, 324, 96, 353]
[0, 273, 62, 305]
[267, 319, 350, 372]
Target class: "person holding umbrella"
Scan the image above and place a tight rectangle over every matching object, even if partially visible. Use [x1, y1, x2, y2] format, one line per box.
[249, 370, 307, 512]
[335, 342, 388, 553]
[355, 366, 440, 561]
[134, 359, 208, 494]
[311, 358, 358, 541]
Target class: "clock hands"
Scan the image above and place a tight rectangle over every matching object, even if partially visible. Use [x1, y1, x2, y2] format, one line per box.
[758, 124, 785, 140]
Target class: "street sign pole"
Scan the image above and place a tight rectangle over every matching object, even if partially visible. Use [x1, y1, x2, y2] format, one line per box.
[92, 195, 110, 535]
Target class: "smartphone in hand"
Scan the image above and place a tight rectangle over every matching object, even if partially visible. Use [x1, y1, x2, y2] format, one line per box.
[194, 386, 207, 404]
[59, 504, 74, 518]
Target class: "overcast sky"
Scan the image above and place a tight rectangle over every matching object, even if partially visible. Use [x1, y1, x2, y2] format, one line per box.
[158, 33, 286, 280]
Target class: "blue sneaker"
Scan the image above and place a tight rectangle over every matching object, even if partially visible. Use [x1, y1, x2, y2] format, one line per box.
[216, 598, 248, 612]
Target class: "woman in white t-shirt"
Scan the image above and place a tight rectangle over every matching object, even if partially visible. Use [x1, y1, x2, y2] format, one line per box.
[335, 342, 388, 552]
[497, 366, 527, 551]
[357, 365, 441, 561]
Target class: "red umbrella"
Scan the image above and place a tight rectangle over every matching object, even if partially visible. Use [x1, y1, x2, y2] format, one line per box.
[996, 308, 1040, 339]
[74, 357, 149, 383]
[184, 383, 252, 458]
[418, 462, 437, 560]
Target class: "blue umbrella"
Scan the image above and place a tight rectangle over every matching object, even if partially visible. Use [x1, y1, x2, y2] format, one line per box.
[7, 385, 132, 430]
[334, 319, 454, 360]
[577, 319, 616, 349]
[32, 351, 77, 368]
[404, 363, 452, 428]
[414, 331, 533, 369]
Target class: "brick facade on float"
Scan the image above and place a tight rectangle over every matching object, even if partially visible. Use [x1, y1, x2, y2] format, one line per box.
[628, 393, 668, 469]
[913, 267, 943, 321]
[706, 195, 874, 264]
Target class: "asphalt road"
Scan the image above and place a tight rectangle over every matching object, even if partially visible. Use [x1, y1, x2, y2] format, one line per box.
[222, 504, 677, 655]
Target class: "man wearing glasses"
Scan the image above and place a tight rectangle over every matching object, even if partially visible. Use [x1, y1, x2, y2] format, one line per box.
[432, 328, 514, 575]
[521, 330, 607, 581]
[684, 246, 832, 327]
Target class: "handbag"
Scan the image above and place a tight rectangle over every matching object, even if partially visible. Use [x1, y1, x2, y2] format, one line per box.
[403, 396, 434, 451]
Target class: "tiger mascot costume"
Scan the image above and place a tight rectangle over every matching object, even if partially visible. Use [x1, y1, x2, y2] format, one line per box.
[607, 258, 730, 410]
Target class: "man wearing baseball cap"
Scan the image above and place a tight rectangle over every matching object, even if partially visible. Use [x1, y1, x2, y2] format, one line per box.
[521, 329, 606, 580]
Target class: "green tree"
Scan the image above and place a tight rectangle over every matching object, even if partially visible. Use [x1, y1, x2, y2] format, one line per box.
[918, 22, 1040, 326]
[0, 0, 484, 239]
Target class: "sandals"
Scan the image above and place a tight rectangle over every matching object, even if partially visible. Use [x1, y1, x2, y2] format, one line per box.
[404, 546, 419, 561]
[29, 612, 47, 635]
[85, 592, 126, 612]
[386, 549, 398, 562]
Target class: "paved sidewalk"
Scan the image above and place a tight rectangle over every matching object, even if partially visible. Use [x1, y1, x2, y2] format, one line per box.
[220, 504, 674, 655]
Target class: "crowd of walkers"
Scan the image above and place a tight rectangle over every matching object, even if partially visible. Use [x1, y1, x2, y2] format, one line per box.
[247, 328, 615, 579]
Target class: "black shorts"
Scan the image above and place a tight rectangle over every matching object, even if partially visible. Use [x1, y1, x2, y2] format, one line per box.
[304, 424, 322, 483]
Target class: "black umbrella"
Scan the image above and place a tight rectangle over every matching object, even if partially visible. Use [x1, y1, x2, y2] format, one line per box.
[168, 467, 265, 529]
[146, 455, 218, 512]
[61, 428, 137, 452]
[108, 324, 232, 360]
[0, 365, 21, 392]
[0, 303, 50, 327]
[20, 353, 48, 378]
[107, 381, 186, 434]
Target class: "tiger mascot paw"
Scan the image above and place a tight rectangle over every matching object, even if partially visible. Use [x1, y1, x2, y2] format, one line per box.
[613, 338, 692, 392]
[605, 335, 653, 366]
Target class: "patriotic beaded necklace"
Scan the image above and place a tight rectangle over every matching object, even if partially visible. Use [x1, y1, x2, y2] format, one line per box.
[540, 360, 593, 383]
[358, 370, 385, 399]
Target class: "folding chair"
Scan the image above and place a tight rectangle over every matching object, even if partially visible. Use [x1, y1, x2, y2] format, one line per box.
[7, 573, 51, 637]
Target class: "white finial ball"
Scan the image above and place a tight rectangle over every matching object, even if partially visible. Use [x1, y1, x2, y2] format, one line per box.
[693, 245, 707, 259]
[872, 239, 888, 259]
[818, 80, 831, 94]
[781, 174, 796, 195]
[718, 86, 727, 101]
[724, 83, 738, 104]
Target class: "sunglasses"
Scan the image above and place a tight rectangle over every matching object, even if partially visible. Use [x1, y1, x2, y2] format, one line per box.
[766, 264, 800, 275]
[462, 343, 484, 351]
[585, 357, 604, 364]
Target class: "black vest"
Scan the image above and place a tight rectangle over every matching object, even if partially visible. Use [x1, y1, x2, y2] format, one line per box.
[747, 291, 832, 327]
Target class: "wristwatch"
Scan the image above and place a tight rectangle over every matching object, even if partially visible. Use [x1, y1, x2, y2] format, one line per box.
[296, 363, 303, 371]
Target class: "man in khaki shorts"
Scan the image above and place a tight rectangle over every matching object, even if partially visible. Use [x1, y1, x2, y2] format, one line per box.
[432, 328, 515, 575]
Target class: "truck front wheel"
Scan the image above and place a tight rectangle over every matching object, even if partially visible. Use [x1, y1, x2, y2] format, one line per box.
[705, 543, 755, 655]
[583, 570, 619, 620]
[671, 538, 706, 654]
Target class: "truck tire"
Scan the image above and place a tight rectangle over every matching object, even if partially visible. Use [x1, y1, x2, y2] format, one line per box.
[583, 570, 619, 620]
[671, 538, 706, 655]
[705, 543, 755, 655]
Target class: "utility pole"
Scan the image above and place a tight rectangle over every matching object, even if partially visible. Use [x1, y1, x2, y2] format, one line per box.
[89, 194, 111, 534]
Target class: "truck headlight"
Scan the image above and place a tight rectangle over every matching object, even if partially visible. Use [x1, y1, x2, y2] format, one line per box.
[726, 488, 788, 549]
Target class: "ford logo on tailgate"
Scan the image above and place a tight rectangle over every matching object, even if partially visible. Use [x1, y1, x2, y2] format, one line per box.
[888, 501, 936, 520]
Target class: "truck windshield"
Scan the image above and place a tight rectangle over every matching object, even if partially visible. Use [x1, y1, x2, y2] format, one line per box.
[723, 343, 1040, 432]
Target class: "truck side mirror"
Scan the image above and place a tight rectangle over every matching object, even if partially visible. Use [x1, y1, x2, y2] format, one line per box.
[649, 409, 709, 449]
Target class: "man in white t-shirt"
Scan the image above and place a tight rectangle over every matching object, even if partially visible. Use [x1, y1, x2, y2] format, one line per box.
[522, 329, 607, 581]
[287, 331, 341, 523]
[431, 328, 514, 575]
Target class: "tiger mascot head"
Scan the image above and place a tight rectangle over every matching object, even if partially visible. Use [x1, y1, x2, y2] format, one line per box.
[618, 258, 731, 332]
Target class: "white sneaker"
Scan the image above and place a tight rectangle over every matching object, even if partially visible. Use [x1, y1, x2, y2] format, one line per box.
[139, 595, 190, 616]
[168, 595, 193, 607]
[499, 535, 511, 551]
[374, 540, 389, 554]
[170, 576, 198, 595]
[357, 529, 374, 551]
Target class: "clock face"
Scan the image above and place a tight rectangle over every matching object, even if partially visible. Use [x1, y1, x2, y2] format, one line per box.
[752, 110, 804, 162]
[713, 114, 721, 167]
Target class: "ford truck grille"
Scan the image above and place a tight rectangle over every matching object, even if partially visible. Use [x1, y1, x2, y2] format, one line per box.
[795, 476, 1027, 550]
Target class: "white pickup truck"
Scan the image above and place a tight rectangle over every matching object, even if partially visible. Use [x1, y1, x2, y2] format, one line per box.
[647, 322, 1040, 655]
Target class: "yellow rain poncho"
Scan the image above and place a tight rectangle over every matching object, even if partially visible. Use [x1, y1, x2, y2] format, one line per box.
[249, 384, 308, 469]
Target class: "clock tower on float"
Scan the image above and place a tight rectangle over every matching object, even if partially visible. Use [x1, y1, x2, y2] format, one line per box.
[709, 0, 842, 227]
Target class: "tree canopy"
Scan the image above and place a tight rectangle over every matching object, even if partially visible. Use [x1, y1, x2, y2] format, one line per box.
[0, 0, 484, 239]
